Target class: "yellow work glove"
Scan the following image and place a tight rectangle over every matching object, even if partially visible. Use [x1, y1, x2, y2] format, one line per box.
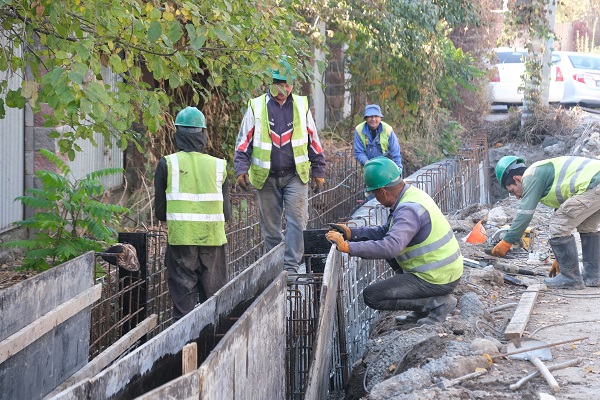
[328, 223, 351, 240]
[548, 260, 560, 278]
[491, 240, 512, 257]
[236, 173, 251, 191]
[311, 177, 325, 194]
[325, 231, 350, 253]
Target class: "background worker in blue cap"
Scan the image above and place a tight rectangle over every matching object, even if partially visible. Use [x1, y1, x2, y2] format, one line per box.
[353, 104, 403, 170]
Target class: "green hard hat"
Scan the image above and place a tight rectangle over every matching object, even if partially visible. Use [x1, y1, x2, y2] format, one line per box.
[271, 55, 295, 82]
[364, 157, 402, 192]
[175, 106, 206, 128]
[495, 155, 525, 186]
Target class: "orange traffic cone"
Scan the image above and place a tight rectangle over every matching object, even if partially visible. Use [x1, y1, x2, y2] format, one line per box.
[465, 220, 487, 244]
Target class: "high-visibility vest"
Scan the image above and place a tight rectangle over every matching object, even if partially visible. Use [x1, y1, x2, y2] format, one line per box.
[525, 156, 600, 209]
[165, 152, 227, 246]
[355, 121, 393, 153]
[392, 186, 463, 285]
[248, 94, 311, 190]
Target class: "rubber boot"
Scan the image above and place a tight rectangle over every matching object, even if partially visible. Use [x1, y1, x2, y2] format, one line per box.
[393, 298, 430, 323]
[544, 235, 584, 290]
[416, 295, 458, 326]
[581, 232, 600, 287]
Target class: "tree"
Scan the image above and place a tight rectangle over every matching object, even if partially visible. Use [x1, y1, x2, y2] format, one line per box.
[0, 0, 315, 159]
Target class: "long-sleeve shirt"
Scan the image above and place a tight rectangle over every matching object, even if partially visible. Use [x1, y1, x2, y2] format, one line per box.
[347, 184, 431, 259]
[353, 123, 403, 170]
[234, 93, 326, 178]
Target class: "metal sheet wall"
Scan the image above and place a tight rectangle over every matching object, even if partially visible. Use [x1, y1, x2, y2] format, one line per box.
[67, 67, 123, 189]
[0, 68, 24, 232]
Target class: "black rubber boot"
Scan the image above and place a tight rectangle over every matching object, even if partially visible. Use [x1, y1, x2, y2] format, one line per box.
[544, 235, 584, 290]
[416, 295, 457, 325]
[581, 232, 600, 287]
[393, 298, 430, 323]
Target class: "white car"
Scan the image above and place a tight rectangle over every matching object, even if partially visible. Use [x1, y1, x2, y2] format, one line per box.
[488, 48, 564, 105]
[554, 51, 600, 107]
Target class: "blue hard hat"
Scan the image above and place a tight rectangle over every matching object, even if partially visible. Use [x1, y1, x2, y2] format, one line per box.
[364, 104, 383, 118]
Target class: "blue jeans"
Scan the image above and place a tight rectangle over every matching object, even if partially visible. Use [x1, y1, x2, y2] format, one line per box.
[257, 174, 308, 272]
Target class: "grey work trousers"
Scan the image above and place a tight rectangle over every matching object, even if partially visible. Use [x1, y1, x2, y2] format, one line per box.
[165, 244, 228, 321]
[257, 174, 309, 271]
[551, 185, 600, 237]
[363, 270, 460, 310]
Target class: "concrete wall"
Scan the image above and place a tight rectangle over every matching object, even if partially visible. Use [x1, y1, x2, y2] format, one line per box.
[0, 252, 95, 400]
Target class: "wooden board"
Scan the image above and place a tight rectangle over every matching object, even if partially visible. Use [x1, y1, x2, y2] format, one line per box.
[504, 284, 542, 340]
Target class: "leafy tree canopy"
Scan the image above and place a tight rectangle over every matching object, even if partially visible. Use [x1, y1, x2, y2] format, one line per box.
[0, 0, 314, 159]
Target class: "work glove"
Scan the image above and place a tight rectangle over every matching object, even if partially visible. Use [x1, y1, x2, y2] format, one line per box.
[548, 260, 560, 278]
[236, 173, 251, 191]
[311, 176, 325, 194]
[325, 231, 350, 253]
[491, 240, 512, 257]
[328, 223, 351, 240]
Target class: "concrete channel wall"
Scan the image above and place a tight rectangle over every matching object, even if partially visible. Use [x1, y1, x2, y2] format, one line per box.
[48, 244, 285, 400]
[0, 252, 97, 400]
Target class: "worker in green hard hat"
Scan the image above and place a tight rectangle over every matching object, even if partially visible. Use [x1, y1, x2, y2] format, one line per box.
[154, 106, 232, 321]
[234, 57, 326, 273]
[492, 155, 600, 290]
[325, 157, 463, 325]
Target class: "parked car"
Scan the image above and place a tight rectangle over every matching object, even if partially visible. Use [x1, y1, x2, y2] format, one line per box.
[488, 48, 564, 106]
[554, 51, 600, 107]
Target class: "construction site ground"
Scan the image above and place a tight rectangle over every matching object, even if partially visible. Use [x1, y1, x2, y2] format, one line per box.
[345, 114, 600, 400]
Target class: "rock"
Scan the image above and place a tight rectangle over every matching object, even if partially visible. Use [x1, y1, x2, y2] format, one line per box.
[543, 142, 566, 156]
[470, 338, 499, 355]
[467, 268, 505, 287]
[487, 207, 512, 226]
[459, 292, 494, 322]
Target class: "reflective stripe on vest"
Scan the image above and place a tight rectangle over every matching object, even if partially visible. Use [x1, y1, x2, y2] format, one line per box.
[248, 94, 311, 189]
[165, 152, 227, 246]
[392, 186, 463, 285]
[355, 121, 392, 153]
[525, 156, 600, 209]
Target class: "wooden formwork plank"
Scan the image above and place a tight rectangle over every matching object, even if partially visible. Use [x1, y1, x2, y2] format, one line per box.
[182, 343, 198, 374]
[49, 244, 285, 400]
[196, 274, 287, 400]
[305, 248, 342, 400]
[504, 284, 542, 340]
[44, 315, 158, 399]
[0, 284, 101, 364]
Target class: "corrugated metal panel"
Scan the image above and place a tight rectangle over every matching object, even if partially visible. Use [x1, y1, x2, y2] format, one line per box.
[0, 64, 24, 232]
[68, 67, 123, 190]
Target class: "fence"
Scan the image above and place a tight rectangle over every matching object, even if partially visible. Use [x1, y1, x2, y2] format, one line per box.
[86, 136, 489, 398]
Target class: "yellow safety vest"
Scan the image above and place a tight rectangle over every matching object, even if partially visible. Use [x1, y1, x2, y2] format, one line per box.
[165, 152, 227, 246]
[355, 121, 393, 153]
[392, 186, 463, 285]
[525, 156, 600, 209]
[247, 94, 311, 190]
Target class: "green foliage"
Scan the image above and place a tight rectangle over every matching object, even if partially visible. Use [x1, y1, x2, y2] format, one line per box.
[0, 149, 129, 271]
[0, 0, 314, 159]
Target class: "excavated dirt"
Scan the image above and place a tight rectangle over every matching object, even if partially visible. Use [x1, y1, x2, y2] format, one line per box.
[345, 116, 600, 400]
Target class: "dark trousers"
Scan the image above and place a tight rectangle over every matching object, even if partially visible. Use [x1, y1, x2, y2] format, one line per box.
[165, 244, 228, 321]
[363, 270, 460, 310]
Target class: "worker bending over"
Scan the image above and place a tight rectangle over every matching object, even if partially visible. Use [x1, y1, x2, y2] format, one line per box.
[326, 157, 463, 325]
[492, 156, 600, 289]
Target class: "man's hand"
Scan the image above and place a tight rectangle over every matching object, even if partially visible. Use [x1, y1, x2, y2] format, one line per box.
[325, 231, 350, 253]
[236, 174, 251, 191]
[548, 260, 560, 278]
[311, 177, 325, 193]
[328, 223, 351, 240]
[491, 240, 512, 257]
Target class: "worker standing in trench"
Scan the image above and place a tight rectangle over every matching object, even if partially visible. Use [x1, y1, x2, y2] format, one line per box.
[325, 157, 463, 325]
[154, 107, 232, 321]
[492, 155, 600, 290]
[234, 57, 326, 273]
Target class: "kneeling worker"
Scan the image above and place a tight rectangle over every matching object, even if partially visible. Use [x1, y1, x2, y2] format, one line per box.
[326, 157, 463, 325]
